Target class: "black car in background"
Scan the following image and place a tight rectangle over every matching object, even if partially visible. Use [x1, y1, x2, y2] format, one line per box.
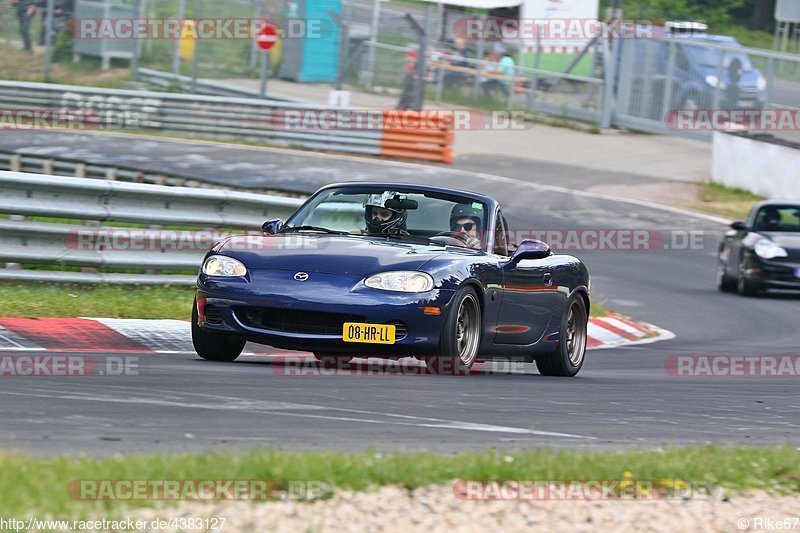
[718, 201, 800, 296]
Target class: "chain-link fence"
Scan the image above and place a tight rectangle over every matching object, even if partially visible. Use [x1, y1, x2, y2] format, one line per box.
[2, 0, 799, 142]
[615, 35, 800, 143]
[347, 40, 604, 120]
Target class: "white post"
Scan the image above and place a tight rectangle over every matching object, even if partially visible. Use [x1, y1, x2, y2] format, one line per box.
[366, 0, 381, 89]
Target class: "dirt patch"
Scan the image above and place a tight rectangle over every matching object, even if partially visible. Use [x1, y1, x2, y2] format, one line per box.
[586, 181, 703, 208]
[131, 485, 799, 532]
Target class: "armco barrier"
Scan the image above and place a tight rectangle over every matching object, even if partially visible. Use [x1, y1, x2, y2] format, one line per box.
[0, 80, 455, 164]
[380, 110, 453, 163]
[0, 171, 304, 284]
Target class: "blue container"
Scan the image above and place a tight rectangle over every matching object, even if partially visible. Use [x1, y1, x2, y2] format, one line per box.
[279, 0, 341, 83]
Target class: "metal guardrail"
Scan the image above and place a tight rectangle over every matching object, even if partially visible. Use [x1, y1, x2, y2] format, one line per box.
[0, 171, 304, 285]
[137, 69, 296, 101]
[0, 150, 213, 190]
[0, 80, 454, 163]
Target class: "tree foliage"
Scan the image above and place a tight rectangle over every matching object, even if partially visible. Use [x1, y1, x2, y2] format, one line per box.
[604, 0, 749, 29]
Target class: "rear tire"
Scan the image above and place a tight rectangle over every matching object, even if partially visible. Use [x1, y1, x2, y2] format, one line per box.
[191, 300, 245, 362]
[426, 286, 481, 375]
[536, 295, 587, 377]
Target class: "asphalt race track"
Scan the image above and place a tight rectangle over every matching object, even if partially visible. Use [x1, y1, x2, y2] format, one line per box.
[1, 131, 798, 456]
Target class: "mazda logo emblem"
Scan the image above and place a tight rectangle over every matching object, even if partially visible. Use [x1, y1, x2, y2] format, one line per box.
[294, 272, 309, 282]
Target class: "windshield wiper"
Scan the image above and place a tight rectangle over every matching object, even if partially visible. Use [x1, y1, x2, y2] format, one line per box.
[282, 225, 348, 235]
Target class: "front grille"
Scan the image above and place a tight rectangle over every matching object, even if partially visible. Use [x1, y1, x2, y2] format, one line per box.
[236, 307, 365, 335]
[204, 305, 224, 325]
[762, 263, 800, 283]
[388, 321, 408, 340]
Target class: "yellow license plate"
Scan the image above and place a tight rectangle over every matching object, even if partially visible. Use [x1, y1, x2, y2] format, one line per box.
[342, 323, 396, 344]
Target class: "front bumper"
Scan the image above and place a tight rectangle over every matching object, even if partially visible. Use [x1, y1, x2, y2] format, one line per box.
[196, 269, 456, 355]
[742, 257, 800, 290]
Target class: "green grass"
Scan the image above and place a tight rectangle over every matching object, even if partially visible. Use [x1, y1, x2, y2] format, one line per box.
[1, 446, 798, 519]
[0, 283, 195, 319]
[726, 25, 775, 52]
[588, 301, 608, 318]
[689, 182, 765, 220]
[520, 52, 594, 78]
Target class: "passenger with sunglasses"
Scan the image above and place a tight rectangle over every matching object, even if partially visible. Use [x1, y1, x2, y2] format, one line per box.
[449, 203, 483, 250]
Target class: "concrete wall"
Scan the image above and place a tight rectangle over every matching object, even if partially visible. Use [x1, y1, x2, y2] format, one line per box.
[712, 132, 800, 198]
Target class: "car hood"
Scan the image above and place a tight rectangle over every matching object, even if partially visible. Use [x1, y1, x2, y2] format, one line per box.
[215, 234, 460, 277]
[759, 232, 800, 253]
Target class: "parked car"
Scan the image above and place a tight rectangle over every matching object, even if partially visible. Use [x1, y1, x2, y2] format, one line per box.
[620, 23, 767, 120]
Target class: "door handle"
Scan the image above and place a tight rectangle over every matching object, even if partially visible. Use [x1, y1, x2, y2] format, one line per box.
[543, 273, 553, 287]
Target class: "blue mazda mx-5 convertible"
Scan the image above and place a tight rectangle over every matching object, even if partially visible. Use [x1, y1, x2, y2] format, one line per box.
[192, 183, 591, 376]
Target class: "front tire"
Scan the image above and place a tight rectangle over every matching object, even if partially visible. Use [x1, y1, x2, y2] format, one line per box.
[737, 269, 762, 297]
[426, 286, 481, 375]
[191, 300, 245, 362]
[536, 295, 588, 377]
[717, 255, 737, 293]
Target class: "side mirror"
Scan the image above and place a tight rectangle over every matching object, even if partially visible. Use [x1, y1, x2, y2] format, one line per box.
[262, 218, 283, 235]
[730, 221, 747, 231]
[504, 239, 551, 268]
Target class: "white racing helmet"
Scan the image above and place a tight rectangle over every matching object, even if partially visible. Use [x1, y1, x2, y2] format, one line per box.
[364, 191, 409, 234]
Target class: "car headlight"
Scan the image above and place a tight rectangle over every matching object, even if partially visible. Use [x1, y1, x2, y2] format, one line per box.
[754, 239, 788, 260]
[704, 74, 725, 89]
[202, 255, 248, 277]
[756, 75, 767, 92]
[364, 271, 434, 292]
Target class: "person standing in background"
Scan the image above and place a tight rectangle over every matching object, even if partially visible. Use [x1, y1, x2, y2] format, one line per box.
[497, 46, 516, 97]
[38, 0, 73, 46]
[9, 0, 37, 52]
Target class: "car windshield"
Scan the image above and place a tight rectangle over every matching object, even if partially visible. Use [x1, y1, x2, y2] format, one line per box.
[285, 187, 489, 250]
[752, 205, 800, 232]
[681, 42, 754, 70]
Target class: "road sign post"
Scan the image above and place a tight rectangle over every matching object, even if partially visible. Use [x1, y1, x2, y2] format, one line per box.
[257, 22, 279, 97]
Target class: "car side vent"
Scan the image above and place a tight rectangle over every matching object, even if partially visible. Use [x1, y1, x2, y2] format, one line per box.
[388, 322, 408, 340]
[204, 305, 224, 325]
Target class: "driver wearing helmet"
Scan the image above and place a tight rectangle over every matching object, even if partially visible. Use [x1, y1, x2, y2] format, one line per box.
[364, 192, 409, 235]
[449, 203, 483, 250]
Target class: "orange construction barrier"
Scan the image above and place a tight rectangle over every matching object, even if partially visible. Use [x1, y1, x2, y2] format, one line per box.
[379, 110, 454, 164]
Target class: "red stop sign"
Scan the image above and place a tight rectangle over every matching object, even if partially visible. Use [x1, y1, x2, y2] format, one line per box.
[256, 23, 279, 51]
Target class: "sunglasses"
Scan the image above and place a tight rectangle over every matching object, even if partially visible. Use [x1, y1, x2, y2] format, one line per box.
[452, 222, 476, 231]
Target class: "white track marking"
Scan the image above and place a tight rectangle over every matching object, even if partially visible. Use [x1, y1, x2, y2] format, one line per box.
[2, 317, 673, 353]
[599, 317, 649, 338]
[586, 322, 626, 344]
[0, 325, 44, 350]
[87, 318, 191, 352]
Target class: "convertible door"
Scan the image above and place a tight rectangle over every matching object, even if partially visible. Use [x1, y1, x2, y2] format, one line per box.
[494, 258, 558, 345]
